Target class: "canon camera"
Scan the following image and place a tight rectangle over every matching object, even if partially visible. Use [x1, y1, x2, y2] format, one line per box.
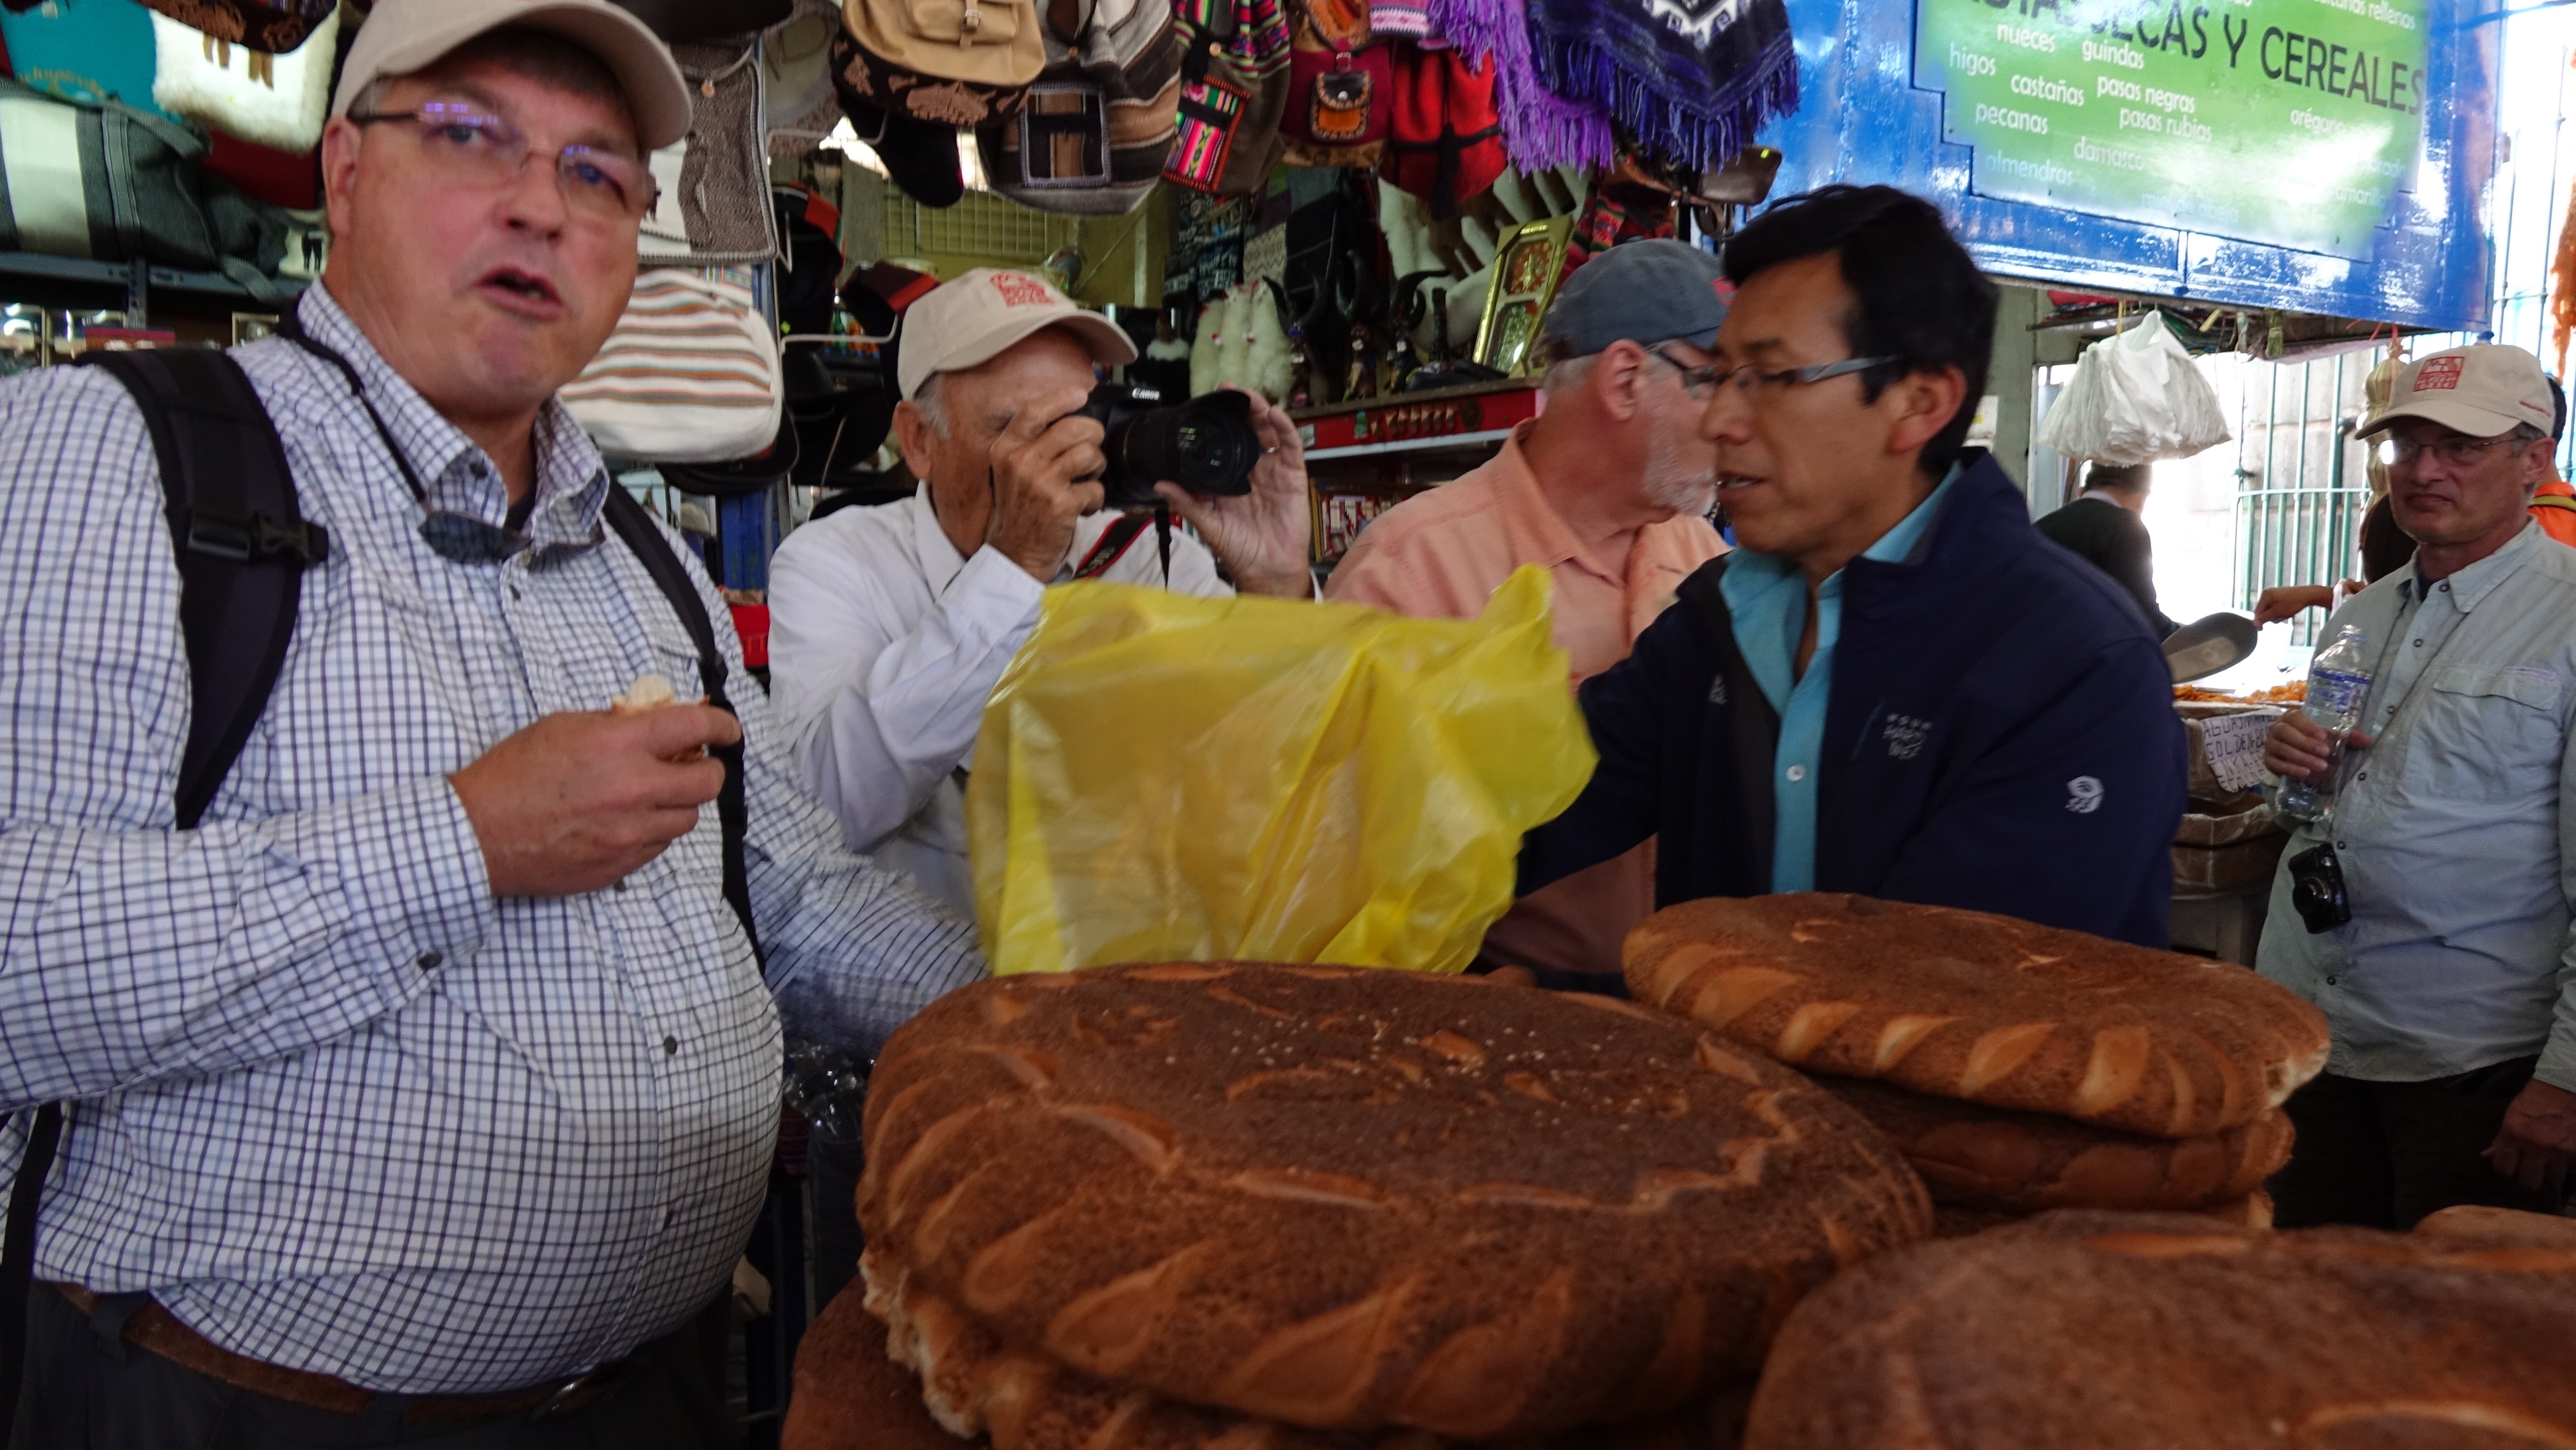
[1076, 384, 1261, 508]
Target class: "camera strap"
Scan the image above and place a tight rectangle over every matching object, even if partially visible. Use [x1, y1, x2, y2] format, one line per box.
[1073, 513, 1155, 579]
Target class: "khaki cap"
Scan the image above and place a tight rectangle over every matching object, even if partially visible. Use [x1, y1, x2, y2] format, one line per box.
[332, 0, 695, 153]
[898, 267, 1137, 401]
[2355, 344, 2557, 441]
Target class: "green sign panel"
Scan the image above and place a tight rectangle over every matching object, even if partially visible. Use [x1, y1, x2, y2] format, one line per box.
[1916, 0, 2429, 258]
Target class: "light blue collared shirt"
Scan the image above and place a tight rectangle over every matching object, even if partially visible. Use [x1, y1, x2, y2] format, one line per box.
[1719, 467, 1961, 891]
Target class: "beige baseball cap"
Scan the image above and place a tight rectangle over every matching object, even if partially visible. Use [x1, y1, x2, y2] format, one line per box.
[331, 0, 694, 153]
[2355, 344, 2557, 440]
[898, 268, 1138, 402]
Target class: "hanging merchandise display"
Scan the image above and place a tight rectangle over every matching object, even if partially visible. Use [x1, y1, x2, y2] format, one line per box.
[2034, 311, 2234, 468]
[973, 0, 1182, 215]
[1162, 0, 1291, 195]
[1379, 43, 1503, 220]
[561, 268, 784, 464]
[835, 0, 1043, 126]
[147, 4, 335, 153]
[0, 75, 293, 287]
[967, 568, 1594, 976]
[1278, 17, 1390, 166]
[763, 0, 845, 154]
[641, 39, 781, 266]
[1529, 0, 1794, 170]
[1425, 0, 1608, 172]
[128, 0, 333, 54]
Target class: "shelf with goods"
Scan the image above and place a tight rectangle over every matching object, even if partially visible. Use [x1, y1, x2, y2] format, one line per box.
[0, 250, 307, 332]
[1294, 376, 1542, 569]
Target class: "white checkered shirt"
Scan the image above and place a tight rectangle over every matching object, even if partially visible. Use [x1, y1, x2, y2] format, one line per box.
[0, 286, 983, 1394]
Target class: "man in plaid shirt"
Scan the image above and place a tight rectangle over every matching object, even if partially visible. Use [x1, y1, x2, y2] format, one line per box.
[0, 1, 980, 1442]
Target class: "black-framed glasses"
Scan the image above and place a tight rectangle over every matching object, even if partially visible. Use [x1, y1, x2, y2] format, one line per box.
[1711, 354, 1901, 401]
[2375, 434, 2530, 468]
[349, 101, 656, 222]
[1643, 342, 1722, 399]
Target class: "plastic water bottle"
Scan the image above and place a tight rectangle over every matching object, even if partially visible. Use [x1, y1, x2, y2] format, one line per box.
[2276, 625, 2372, 823]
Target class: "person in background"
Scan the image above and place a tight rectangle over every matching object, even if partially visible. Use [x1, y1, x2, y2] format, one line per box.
[2033, 461, 2178, 636]
[765, 269, 1315, 922]
[1517, 185, 2185, 948]
[0, 2, 981, 1441]
[2259, 341, 2576, 1229]
[2256, 371, 2574, 624]
[1326, 239, 1727, 983]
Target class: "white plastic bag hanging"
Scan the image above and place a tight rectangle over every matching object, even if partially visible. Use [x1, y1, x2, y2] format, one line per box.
[2036, 311, 2232, 466]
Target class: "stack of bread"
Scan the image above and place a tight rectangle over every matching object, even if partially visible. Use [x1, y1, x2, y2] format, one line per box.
[1623, 894, 2333, 1235]
[813, 961, 1936, 1450]
[1741, 1205, 2576, 1447]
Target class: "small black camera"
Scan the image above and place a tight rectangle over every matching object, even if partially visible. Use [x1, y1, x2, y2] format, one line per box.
[2287, 843, 2352, 934]
[1075, 384, 1261, 508]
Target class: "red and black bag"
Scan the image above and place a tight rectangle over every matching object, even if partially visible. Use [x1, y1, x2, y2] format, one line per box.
[1280, 15, 1390, 163]
[1162, 0, 1291, 195]
[1379, 44, 1502, 220]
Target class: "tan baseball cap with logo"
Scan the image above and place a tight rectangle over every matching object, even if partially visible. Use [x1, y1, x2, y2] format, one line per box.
[2354, 344, 2557, 441]
[897, 267, 1138, 401]
[332, 0, 695, 153]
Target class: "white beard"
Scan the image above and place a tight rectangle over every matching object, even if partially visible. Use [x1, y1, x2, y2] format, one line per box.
[1642, 424, 1718, 517]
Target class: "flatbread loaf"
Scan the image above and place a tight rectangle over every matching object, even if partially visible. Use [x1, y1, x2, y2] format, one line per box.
[861, 964, 1928, 1440]
[1817, 1076, 2292, 1211]
[1928, 1191, 2270, 1240]
[786, 1279, 978, 1450]
[1741, 1209, 2576, 1449]
[856, 1247, 1746, 1450]
[1625, 894, 2329, 1137]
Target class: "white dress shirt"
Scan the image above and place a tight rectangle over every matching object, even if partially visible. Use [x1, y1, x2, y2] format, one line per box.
[766, 484, 1229, 918]
[0, 286, 982, 1395]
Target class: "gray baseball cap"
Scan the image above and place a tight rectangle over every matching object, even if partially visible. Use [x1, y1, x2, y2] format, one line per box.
[1539, 239, 1730, 359]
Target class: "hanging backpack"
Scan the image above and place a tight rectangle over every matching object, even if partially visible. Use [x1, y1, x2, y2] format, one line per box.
[1279, 8, 1391, 167]
[836, 0, 1045, 126]
[1162, 0, 1291, 196]
[1379, 43, 1502, 220]
[973, 0, 1182, 215]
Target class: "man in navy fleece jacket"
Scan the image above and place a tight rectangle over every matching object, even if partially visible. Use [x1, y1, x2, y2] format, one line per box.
[1517, 186, 2185, 951]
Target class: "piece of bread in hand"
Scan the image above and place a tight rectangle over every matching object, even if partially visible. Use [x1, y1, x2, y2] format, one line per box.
[609, 674, 709, 761]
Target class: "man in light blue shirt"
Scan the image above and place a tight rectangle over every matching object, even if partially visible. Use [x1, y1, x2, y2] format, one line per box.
[2261, 342, 2576, 1227]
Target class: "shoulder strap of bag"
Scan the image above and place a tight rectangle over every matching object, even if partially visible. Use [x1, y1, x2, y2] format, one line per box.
[599, 487, 762, 963]
[2532, 492, 2576, 513]
[2, 346, 323, 1444]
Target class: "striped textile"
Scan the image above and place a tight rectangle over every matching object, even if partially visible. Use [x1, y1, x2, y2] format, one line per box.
[562, 268, 781, 463]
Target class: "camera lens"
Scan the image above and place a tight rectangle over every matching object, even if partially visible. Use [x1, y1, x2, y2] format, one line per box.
[1109, 392, 1259, 500]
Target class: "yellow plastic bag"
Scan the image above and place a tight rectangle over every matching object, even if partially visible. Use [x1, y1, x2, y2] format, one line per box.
[968, 565, 1594, 975]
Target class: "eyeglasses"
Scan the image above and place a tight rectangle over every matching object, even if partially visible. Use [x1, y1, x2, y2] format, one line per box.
[2376, 434, 2532, 468]
[349, 101, 656, 222]
[1709, 355, 1901, 401]
[1642, 343, 1722, 399]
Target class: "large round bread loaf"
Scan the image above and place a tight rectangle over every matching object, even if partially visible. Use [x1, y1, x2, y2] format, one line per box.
[1816, 1076, 2292, 1211]
[1742, 1209, 2576, 1449]
[786, 1281, 980, 1450]
[860, 964, 1929, 1439]
[1625, 894, 2330, 1137]
[855, 1247, 1749, 1450]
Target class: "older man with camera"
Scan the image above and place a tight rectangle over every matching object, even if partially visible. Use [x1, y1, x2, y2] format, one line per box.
[2260, 343, 2576, 1229]
[766, 272, 1314, 922]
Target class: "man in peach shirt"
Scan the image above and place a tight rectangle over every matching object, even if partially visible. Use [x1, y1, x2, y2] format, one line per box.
[1327, 240, 1728, 980]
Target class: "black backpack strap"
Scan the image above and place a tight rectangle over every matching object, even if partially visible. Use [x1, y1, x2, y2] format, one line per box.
[600, 487, 761, 962]
[4, 347, 321, 1441]
[88, 349, 329, 832]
